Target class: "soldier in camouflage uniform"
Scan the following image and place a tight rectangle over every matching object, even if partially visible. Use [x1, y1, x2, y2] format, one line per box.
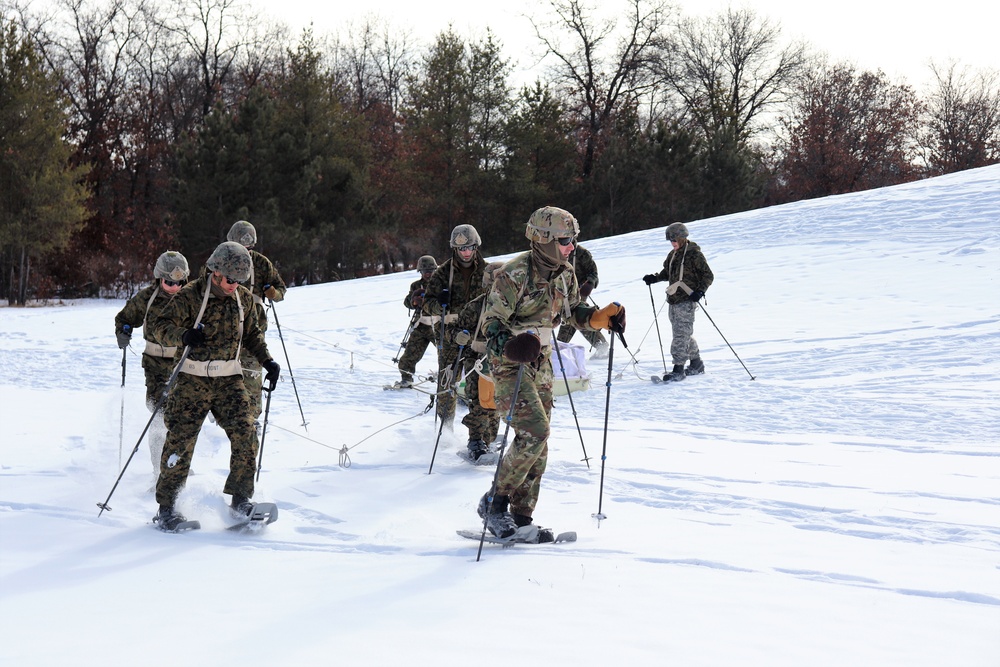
[422, 225, 487, 427]
[148, 241, 281, 530]
[643, 222, 714, 382]
[476, 207, 626, 538]
[393, 255, 438, 388]
[555, 243, 609, 357]
[227, 220, 288, 422]
[114, 251, 190, 479]
[453, 261, 504, 459]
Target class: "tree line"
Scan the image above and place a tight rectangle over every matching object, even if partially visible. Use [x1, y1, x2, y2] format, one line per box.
[2, 0, 998, 304]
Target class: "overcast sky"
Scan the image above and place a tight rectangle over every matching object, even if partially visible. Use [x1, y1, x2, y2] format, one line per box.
[262, 0, 998, 91]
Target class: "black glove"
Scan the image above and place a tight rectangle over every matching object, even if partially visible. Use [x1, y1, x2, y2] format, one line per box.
[263, 359, 280, 391]
[579, 280, 594, 299]
[689, 290, 704, 303]
[609, 306, 627, 334]
[116, 325, 132, 349]
[643, 274, 659, 285]
[181, 327, 206, 348]
[438, 288, 449, 308]
[504, 331, 542, 363]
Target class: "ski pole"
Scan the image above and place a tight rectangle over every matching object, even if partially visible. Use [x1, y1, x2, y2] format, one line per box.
[268, 298, 309, 429]
[477, 360, 526, 562]
[593, 327, 620, 523]
[97, 341, 195, 517]
[255, 384, 274, 482]
[428, 336, 467, 474]
[648, 284, 668, 375]
[432, 304, 449, 432]
[392, 309, 421, 364]
[119, 347, 127, 468]
[696, 301, 755, 380]
[550, 332, 590, 469]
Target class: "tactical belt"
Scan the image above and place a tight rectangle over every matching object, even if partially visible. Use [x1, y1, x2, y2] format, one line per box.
[180, 358, 244, 377]
[143, 341, 178, 358]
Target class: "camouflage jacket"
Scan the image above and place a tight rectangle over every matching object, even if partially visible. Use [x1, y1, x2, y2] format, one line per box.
[114, 284, 175, 344]
[423, 254, 487, 321]
[238, 250, 287, 330]
[571, 245, 600, 289]
[654, 240, 714, 305]
[455, 293, 488, 351]
[149, 276, 272, 366]
[481, 251, 597, 360]
[404, 277, 429, 310]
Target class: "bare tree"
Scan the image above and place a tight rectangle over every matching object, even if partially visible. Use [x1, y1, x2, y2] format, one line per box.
[161, 0, 278, 116]
[658, 6, 805, 141]
[921, 61, 1000, 175]
[774, 62, 922, 201]
[528, 0, 671, 178]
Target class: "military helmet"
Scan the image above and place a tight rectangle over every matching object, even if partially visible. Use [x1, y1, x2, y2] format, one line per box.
[450, 224, 482, 249]
[483, 261, 504, 290]
[227, 220, 257, 248]
[206, 241, 252, 282]
[525, 206, 579, 243]
[665, 222, 689, 241]
[153, 251, 190, 282]
[417, 255, 438, 272]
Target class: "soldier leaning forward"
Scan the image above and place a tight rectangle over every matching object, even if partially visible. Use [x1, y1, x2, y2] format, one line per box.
[148, 241, 280, 530]
[394, 255, 439, 388]
[422, 225, 487, 426]
[452, 261, 505, 460]
[114, 251, 190, 478]
[227, 220, 288, 422]
[476, 206, 626, 539]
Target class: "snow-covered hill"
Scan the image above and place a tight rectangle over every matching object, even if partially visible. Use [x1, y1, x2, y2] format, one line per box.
[2, 165, 998, 666]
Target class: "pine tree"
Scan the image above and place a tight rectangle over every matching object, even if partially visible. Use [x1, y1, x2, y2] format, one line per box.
[0, 20, 89, 304]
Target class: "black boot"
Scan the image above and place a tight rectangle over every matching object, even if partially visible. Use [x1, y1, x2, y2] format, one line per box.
[154, 504, 187, 531]
[686, 357, 705, 376]
[663, 364, 686, 382]
[477, 492, 516, 538]
[230, 494, 254, 518]
[467, 439, 488, 461]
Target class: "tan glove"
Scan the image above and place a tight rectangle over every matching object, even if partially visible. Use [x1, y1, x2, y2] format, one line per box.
[264, 285, 280, 301]
[454, 330, 472, 346]
[589, 302, 625, 332]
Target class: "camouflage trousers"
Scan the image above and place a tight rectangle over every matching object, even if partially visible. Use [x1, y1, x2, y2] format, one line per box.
[556, 322, 607, 350]
[142, 354, 175, 478]
[155, 373, 259, 508]
[462, 366, 500, 444]
[491, 355, 554, 518]
[398, 323, 435, 382]
[434, 325, 464, 424]
[669, 301, 700, 365]
[240, 351, 263, 420]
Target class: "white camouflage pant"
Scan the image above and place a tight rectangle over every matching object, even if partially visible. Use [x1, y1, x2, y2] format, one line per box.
[668, 301, 700, 366]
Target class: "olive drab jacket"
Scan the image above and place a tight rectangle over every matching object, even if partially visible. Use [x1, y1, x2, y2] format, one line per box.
[115, 284, 175, 346]
[653, 240, 714, 305]
[481, 251, 598, 359]
[243, 250, 287, 332]
[149, 276, 272, 368]
[423, 254, 488, 326]
[571, 245, 600, 290]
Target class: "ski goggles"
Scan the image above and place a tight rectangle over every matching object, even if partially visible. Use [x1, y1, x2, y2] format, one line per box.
[162, 279, 187, 287]
[555, 236, 576, 246]
[456, 244, 479, 252]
